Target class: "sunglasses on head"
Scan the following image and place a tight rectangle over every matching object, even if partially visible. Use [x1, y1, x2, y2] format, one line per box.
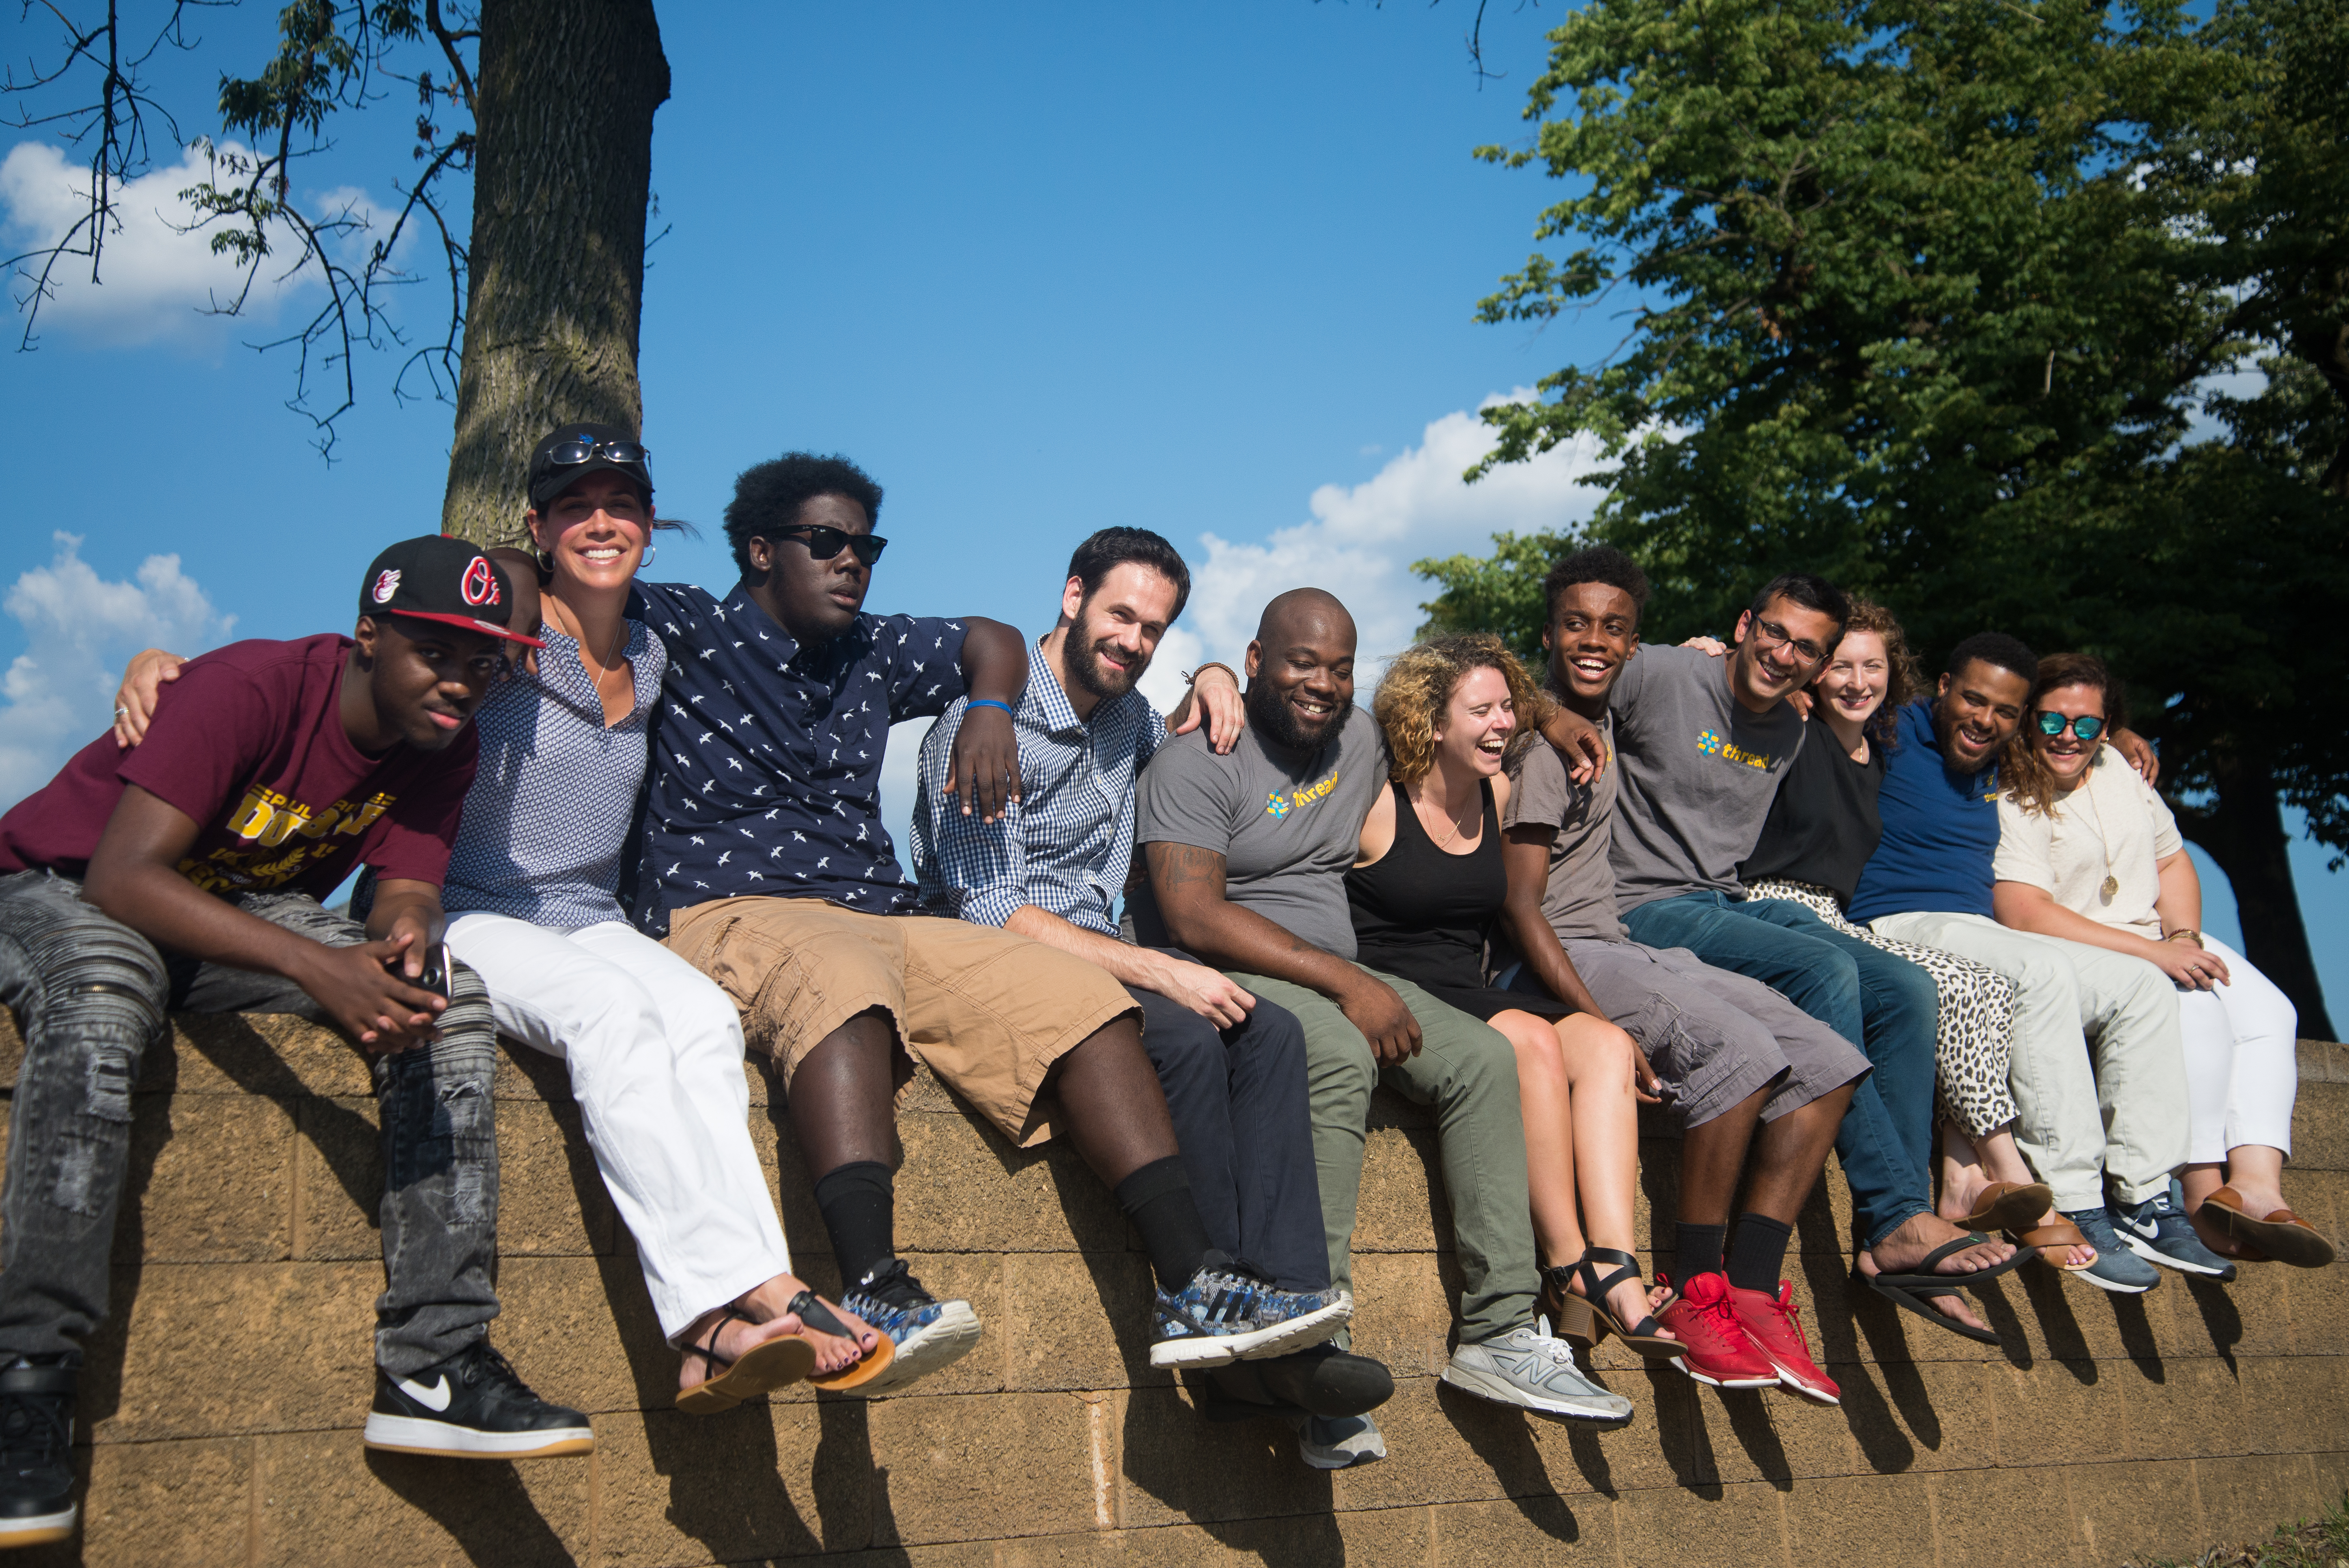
[772, 524, 887, 566]
[2035, 711, 2107, 740]
[543, 436, 650, 468]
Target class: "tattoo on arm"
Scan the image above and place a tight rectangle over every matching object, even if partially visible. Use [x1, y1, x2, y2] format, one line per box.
[1148, 842, 1228, 894]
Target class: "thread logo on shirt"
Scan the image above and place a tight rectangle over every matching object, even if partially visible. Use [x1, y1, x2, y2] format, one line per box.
[1696, 728, 1773, 769]
[460, 556, 501, 606]
[1265, 770, 1340, 819]
[372, 568, 402, 604]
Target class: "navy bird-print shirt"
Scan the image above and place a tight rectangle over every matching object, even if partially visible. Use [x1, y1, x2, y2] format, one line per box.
[625, 579, 969, 933]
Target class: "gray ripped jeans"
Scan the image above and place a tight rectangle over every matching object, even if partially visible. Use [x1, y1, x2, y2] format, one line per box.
[0, 869, 501, 1377]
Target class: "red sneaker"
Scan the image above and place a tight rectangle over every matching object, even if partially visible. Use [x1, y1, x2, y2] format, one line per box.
[1727, 1281, 1840, 1405]
[1654, 1271, 1777, 1390]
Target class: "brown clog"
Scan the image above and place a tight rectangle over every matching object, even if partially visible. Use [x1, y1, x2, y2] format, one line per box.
[1961, 1181, 2055, 1234]
[2199, 1187, 2336, 1269]
[2010, 1220, 2097, 1271]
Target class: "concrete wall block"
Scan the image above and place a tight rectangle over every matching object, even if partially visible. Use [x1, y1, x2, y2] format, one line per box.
[1000, 1251, 1150, 1394]
[497, 1095, 621, 1257]
[116, 1091, 295, 1264]
[866, 1391, 1105, 1548]
[167, 1013, 377, 1099]
[2193, 1453, 2325, 1557]
[1322, 1375, 1577, 1515]
[1778, 1470, 1934, 1568]
[1348, 1127, 1447, 1256]
[292, 1096, 385, 1261]
[493, 1254, 663, 1417]
[2287, 1248, 2349, 1354]
[1609, 1479, 1791, 1568]
[89, 1260, 381, 1443]
[1986, 1359, 2130, 1470]
[1213, 1503, 1434, 1568]
[994, 1522, 1238, 1566]
[2295, 1082, 2349, 1170]
[1426, 1493, 1608, 1567]
[1929, 1463, 2082, 1568]
[2069, 1456, 2204, 1566]
[2293, 1039, 2345, 1086]
[2123, 1355, 2249, 1461]
[1119, 1384, 1344, 1529]
[588, 1404, 872, 1565]
[1832, 1358, 1998, 1476]
[28, 1435, 256, 1568]
[2283, 1167, 2347, 1252]
[891, 1112, 1130, 1256]
[252, 1425, 593, 1568]
[2235, 1354, 2349, 1456]
[1344, 1252, 1460, 1377]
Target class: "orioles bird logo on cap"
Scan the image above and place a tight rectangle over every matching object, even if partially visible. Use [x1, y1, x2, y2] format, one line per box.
[372, 569, 402, 604]
[460, 557, 501, 607]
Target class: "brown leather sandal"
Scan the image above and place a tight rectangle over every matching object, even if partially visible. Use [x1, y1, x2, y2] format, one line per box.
[2200, 1187, 2336, 1269]
[1960, 1181, 2054, 1234]
[2010, 1220, 2096, 1271]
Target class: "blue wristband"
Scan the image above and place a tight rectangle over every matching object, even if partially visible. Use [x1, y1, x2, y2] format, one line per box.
[966, 698, 1015, 716]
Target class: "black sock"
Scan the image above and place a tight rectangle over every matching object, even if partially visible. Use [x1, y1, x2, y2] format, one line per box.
[1114, 1156, 1215, 1292]
[1726, 1213, 1794, 1293]
[1675, 1221, 1727, 1281]
[812, 1161, 896, 1289]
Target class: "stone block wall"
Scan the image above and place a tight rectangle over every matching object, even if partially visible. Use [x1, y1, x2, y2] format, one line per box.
[0, 1013, 2344, 1567]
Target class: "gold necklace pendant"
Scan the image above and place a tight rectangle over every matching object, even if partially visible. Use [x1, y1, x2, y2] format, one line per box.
[2100, 874, 2120, 900]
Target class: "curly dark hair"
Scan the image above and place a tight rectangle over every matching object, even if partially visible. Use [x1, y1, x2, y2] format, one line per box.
[723, 453, 884, 578]
[2002, 652, 2128, 816]
[1813, 596, 1923, 747]
[1542, 545, 1651, 626]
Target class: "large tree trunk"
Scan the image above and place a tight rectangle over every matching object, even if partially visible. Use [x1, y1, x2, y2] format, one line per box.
[2175, 755, 2338, 1042]
[439, 0, 671, 546]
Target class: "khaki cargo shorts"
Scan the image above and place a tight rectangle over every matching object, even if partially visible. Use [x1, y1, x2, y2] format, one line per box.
[664, 895, 1137, 1147]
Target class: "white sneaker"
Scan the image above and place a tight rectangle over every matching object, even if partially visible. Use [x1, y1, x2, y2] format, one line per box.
[1289, 1411, 1387, 1469]
[1441, 1317, 1633, 1422]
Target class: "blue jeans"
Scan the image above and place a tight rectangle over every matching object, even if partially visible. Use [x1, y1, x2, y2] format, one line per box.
[1624, 890, 1941, 1250]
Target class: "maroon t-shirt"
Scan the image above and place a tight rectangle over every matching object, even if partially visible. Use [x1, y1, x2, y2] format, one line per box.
[0, 635, 477, 897]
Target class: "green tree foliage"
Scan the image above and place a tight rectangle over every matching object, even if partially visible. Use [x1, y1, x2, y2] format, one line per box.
[1424, 0, 2349, 1032]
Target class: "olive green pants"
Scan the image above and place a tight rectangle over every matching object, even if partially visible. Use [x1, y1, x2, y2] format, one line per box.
[1224, 966, 1536, 1346]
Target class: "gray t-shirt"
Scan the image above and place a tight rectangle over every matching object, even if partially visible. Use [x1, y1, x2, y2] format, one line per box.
[1131, 705, 1385, 959]
[1500, 708, 1626, 944]
[1607, 643, 1806, 911]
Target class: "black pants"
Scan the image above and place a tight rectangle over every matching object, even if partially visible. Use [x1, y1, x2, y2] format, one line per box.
[1129, 950, 1327, 1292]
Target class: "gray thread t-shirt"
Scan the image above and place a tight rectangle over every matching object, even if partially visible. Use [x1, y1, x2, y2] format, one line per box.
[1500, 708, 1627, 944]
[1131, 705, 1385, 959]
[1607, 644, 1807, 912]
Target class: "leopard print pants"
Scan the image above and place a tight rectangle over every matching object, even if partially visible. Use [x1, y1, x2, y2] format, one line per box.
[1745, 878, 2022, 1138]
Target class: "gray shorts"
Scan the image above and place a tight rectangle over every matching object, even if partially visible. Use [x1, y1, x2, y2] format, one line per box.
[1507, 938, 1871, 1127]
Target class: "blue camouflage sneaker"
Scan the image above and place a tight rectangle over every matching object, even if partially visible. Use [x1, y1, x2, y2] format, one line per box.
[839, 1259, 984, 1395]
[1148, 1260, 1350, 1369]
[2059, 1207, 2164, 1294]
[2110, 1188, 2236, 1281]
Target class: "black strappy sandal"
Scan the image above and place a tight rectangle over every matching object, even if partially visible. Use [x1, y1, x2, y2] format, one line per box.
[1544, 1247, 1685, 1360]
[675, 1306, 819, 1414]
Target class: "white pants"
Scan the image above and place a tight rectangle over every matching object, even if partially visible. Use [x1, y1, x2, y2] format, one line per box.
[448, 913, 792, 1341]
[1869, 911, 2189, 1210]
[2175, 936, 2297, 1163]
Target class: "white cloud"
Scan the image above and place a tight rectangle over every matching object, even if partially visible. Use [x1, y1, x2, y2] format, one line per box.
[1172, 394, 1611, 679]
[0, 140, 390, 346]
[0, 533, 237, 808]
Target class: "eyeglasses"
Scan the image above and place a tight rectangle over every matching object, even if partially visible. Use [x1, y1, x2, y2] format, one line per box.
[2035, 711, 2107, 740]
[542, 437, 651, 468]
[1749, 617, 1828, 666]
[772, 524, 888, 567]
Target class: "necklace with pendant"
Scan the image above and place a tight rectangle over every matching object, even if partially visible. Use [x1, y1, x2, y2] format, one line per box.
[2069, 765, 2121, 901]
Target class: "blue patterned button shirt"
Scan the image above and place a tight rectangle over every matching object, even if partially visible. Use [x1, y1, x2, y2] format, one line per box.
[627, 580, 969, 933]
[911, 651, 1165, 936]
[442, 617, 664, 931]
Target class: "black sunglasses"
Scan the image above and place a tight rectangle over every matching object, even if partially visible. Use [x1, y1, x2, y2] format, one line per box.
[771, 524, 887, 566]
[543, 436, 651, 468]
[2035, 711, 2107, 740]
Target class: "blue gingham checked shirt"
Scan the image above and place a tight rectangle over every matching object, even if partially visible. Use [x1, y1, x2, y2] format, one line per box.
[910, 652, 1166, 935]
[625, 580, 968, 934]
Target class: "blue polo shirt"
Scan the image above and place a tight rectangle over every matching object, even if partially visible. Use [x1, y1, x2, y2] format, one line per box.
[1846, 697, 2002, 922]
[625, 580, 968, 933]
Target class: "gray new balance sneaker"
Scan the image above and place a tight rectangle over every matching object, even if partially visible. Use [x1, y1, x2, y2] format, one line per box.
[1290, 1411, 1387, 1470]
[1441, 1318, 1633, 1422]
[2060, 1207, 2163, 1294]
[2110, 1188, 2236, 1281]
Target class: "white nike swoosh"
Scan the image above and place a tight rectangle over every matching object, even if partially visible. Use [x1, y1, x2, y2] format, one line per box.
[2124, 1217, 2160, 1237]
[398, 1374, 452, 1412]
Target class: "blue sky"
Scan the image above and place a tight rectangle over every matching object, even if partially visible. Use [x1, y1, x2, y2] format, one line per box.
[2, 0, 2340, 1019]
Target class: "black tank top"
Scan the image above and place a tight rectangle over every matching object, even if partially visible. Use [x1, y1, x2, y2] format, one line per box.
[1347, 778, 1506, 995]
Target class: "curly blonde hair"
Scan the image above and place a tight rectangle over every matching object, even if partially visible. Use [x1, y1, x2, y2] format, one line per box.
[1374, 632, 1553, 784]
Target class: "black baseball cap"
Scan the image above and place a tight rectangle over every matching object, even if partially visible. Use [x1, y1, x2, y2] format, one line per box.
[527, 422, 655, 510]
[358, 536, 545, 647]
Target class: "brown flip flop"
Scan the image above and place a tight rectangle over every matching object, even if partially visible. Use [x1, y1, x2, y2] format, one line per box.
[2011, 1219, 2096, 1271]
[676, 1308, 820, 1413]
[1962, 1181, 2055, 1234]
[793, 1291, 897, 1392]
[2200, 1187, 2336, 1269]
